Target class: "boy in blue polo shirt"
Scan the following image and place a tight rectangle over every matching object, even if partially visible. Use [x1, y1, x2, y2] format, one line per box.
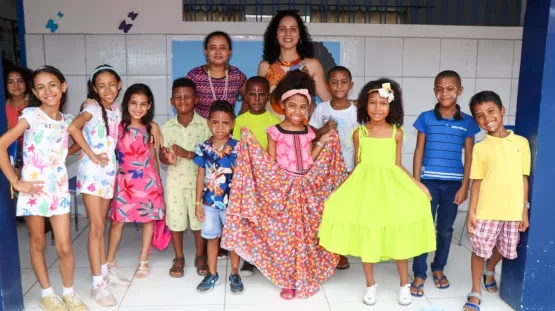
[410, 70, 481, 297]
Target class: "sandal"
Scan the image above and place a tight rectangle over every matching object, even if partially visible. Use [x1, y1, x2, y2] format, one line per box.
[433, 274, 450, 289]
[410, 282, 424, 297]
[136, 261, 149, 278]
[482, 264, 498, 293]
[463, 292, 482, 311]
[195, 255, 208, 276]
[169, 257, 185, 278]
[336, 255, 350, 270]
[280, 288, 295, 300]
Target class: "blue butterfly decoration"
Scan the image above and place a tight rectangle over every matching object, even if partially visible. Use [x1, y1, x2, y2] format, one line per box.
[45, 19, 58, 33]
[57, 11, 64, 18]
[119, 20, 133, 34]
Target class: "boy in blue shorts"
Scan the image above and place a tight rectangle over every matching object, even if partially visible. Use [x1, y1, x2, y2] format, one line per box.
[411, 70, 481, 296]
[194, 100, 243, 294]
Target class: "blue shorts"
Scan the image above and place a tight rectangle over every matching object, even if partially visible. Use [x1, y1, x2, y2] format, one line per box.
[201, 205, 226, 239]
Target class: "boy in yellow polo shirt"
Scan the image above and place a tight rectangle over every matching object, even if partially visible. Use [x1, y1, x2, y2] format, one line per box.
[160, 78, 211, 278]
[463, 91, 531, 311]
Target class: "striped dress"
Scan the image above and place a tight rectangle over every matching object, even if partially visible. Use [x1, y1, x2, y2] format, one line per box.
[185, 66, 246, 118]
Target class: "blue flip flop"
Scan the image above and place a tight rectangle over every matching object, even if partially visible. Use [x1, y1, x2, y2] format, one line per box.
[433, 275, 450, 289]
[483, 269, 498, 293]
[410, 282, 424, 297]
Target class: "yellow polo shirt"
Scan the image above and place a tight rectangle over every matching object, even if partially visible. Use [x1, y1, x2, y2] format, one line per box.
[470, 131, 531, 221]
[233, 111, 280, 150]
[161, 113, 211, 189]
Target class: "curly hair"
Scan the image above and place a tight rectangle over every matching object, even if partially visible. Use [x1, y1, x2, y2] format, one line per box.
[274, 70, 316, 102]
[3, 65, 33, 100]
[356, 78, 404, 127]
[262, 10, 314, 64]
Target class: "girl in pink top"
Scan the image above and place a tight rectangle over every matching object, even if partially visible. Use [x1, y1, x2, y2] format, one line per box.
[222, 71, 348, 299]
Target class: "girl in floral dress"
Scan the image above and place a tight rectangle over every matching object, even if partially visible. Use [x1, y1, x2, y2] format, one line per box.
[0, 66, 88, 310]
[107, 83, 165, 279]
[221, 71, 347, 299]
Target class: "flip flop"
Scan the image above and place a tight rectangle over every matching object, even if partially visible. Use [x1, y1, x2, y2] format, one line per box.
[410, 282, 424, 297]
[463, 292, 482, 311]
[482, 267, 498, 293]
[336, 256, 350, 270]
[195, 255, 208, 276]
[433, 275, 450, 289]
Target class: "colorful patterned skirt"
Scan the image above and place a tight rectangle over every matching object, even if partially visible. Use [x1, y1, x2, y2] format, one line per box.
[221, 128, 347, 298]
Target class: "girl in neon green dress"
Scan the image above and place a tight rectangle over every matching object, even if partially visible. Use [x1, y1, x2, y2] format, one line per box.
[318, 79, 436, 306]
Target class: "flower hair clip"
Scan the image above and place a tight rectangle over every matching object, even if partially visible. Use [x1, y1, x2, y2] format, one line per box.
[368, 83, 395, 103]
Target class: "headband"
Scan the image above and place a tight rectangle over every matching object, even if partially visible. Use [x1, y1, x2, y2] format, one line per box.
[89, 66, 117, 82]
[281, 89, 312, 104]
[367, 83, 394, 103]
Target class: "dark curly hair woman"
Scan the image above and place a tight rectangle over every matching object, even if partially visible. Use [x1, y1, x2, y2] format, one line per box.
[257, 10, 330, 121]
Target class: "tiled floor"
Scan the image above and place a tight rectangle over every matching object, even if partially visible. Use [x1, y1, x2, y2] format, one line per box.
[18, 212, 514, 311]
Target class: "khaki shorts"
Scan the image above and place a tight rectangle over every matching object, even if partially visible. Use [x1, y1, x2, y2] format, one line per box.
[165, 187, 201, 232]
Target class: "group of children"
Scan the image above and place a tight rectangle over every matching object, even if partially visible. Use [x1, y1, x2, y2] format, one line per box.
[0, 60, 530, 311]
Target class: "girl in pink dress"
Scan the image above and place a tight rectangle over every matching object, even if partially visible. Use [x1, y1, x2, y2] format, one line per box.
[222, 71, 347, 299]
[107, 83, 165, 279]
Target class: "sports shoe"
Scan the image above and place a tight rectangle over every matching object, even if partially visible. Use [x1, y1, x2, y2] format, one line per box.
[240, 261, 255, 277]
[63, 292, 88, 311]
[398, 284, 412, 305]
[229, 273, 245, 294]
[362, 284, 378, 306]
[105, 269, 131, 287]
[90, 282, 117, 307]
[39, 293, 68, 311]
[197, 273, 220, 293]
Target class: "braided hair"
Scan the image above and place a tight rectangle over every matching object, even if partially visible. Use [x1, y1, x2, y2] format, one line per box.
[86, 64, 122, 136]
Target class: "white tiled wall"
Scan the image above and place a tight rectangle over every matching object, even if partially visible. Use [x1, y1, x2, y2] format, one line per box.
[24, 30, 521, 215]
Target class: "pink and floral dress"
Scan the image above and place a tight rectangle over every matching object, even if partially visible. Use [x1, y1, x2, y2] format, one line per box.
[221, 126, 347, 298]
[110, 124, 165, 223]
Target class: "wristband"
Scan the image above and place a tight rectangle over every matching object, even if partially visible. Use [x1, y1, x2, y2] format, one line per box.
[524, 202, 530, 209]
[316, 141, 325, 147]
[194, 202, 201, 206]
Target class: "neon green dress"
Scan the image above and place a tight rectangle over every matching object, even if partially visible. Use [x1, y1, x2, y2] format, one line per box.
[318, 125, 436, 263]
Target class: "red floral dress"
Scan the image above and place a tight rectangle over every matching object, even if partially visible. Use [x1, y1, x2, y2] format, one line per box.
[221, 128, 347, 298]
[110, 124, 165, 223]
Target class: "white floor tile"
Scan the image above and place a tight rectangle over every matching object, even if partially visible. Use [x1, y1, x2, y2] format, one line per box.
[119, 306, 224, 311]
[21, 269, 38, 294]
[429, 295, 513, 311]
[329, 298, 431, 311]
[120, 267, 226, 306]
[226, 304, 331, 311]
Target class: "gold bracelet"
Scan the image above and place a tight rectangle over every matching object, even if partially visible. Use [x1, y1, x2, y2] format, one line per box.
[194, 202, 201, 206]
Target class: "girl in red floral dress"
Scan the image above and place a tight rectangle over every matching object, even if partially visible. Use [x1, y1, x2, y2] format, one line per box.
[107, 83, 165, 279]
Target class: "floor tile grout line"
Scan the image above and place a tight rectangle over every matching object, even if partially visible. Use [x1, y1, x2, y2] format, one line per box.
[22, 220, 91, 297]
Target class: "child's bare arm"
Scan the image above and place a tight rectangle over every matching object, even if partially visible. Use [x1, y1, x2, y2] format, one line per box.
[520, 176, 530, 232]
[68, 112, 108, 165]
[454, 137, 475, 205]
[150, 143, 161, 177]
[267, 134, 276, 160]
[68, 143, 82, 157]
[352, 129, 360, 169]
[413, 132, 426, 180]
[467, 179, 482, 236]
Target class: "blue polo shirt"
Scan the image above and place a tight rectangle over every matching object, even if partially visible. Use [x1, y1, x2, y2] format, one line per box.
[413, 104, 481, 181]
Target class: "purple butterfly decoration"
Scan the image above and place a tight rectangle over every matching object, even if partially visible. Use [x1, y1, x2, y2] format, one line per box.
[119, 20, 133, 33]
[128, 12, 138, 20]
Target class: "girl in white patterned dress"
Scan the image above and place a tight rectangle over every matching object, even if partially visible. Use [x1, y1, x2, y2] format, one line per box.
[0, 66, 88, 310]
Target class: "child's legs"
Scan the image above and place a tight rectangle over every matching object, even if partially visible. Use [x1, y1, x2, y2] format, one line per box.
[470, 220, 502, 293]
[50, 214, 74, 288]
[362, 263, 375, 287]
[26, 216, 50, 289]
[201, 205, 224, 275]
[83, 194, 109, 276]
[171, 230, 184, 258]
[395, 259, 409, 286]
[431, 181, 461, 272]
[106, 220, 124, 263]
[140, 221, 154, 261]
[412, 180, 441, 280]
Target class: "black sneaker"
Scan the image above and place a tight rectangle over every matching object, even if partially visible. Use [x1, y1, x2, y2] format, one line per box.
[240, 261, 255, 277]
[229, 273, 244, 294]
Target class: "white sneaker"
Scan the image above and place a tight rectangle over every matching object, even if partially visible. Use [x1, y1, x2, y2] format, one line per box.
[105, 269, 131, 287]
[90, 282, 117, 307]
[39, 293, 68, 311]
[362, 284, 378, 305]
[398, 284, 412, 305]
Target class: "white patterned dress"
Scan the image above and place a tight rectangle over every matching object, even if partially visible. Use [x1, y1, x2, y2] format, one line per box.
[76, 102, 121, 199]
[16, 107, 72, 217]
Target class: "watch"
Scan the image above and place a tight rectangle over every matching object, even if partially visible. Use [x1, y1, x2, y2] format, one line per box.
[524, 202, 530, 209]
[316, 141, 325, 147]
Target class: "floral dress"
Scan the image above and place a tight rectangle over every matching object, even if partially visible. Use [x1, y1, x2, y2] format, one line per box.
[16, 108, 72, 217]
[110, 125, 165, 223]
[76, 102, 121, 199]
[221, 127, 347, 298]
